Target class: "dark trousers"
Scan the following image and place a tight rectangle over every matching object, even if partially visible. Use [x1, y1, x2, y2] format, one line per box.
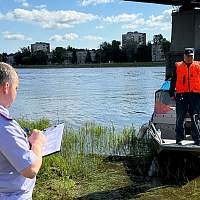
[176, 93, 200, 142]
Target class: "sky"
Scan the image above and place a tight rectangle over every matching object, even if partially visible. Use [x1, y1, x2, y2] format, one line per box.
[0, 0, 174, 54]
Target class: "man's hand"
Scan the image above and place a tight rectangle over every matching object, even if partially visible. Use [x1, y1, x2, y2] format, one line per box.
[28, 129, 46, 147]
[21, 130, 46, 179]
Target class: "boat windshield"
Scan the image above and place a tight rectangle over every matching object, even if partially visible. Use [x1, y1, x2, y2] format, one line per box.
[154, 90, 176, 114]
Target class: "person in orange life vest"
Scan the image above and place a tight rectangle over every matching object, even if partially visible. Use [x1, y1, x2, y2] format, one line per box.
[169, 48, 200, 145]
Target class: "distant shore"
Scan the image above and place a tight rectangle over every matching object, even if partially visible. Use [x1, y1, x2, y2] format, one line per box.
[15, 61, 165, 69]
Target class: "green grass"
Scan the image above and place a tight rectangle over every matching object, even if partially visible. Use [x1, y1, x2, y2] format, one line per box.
[17, 119, 156, 199]
[18, 118, 50, 134]
[134, 178, 200, 200]
[33, 161, 135, 200]
[19, 119, 200, 200]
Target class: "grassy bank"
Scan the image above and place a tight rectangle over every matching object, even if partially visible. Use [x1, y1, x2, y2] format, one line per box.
[17, 119, 200, 199]
[18, 119, 154, 199]
[136, 177, 200, 200]
[15, 61, 165, 69]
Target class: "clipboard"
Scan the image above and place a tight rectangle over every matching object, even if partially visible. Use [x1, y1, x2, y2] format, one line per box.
[42, 123, 65, 156]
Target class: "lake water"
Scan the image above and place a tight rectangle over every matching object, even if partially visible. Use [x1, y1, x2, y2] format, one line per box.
[10, 66, 165, 130]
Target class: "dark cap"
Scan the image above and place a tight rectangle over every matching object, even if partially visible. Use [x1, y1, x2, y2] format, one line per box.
[184, 48, 195, 56]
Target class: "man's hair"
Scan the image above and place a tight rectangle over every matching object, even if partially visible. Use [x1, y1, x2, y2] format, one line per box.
[0, 62, 18, 85]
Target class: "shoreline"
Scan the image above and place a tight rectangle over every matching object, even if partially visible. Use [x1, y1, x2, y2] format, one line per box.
[15, 61, 165, 69]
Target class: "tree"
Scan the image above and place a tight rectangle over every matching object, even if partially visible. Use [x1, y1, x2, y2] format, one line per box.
[111, 40, 121, 63]
[0, 53, 8, 62]
[95, 49, 101, 63]
[124, 40, 138, 62]
[162, 39, 171, 56]
[22, 56, 32, 65]
[14, 47, 31, 65]
[136, 42, 152, 62]
[153, 34, 163, 44]
[31, 50, 48, 65]
[99, 41, 112, 63]
[153, 34, 171, 57]
[97, 40, 127, 63]
[146, 42, 152, 61]
[21, 47, 31, 57]
[51, 47, 66, 64]
[66, 46, 73, 52]
[21, 47, 32, 64]
[14, 51, 23, 65]
[85, 50, 92, 63]
[72, 50, 77, 64]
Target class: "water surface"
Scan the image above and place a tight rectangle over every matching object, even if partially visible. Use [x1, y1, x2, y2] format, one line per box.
[10, 66, 165, 130]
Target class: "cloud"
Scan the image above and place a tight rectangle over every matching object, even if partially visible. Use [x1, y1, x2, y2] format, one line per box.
[103, 13, 142, 23]
[22, 2, 29, 7]
[49, 33, 79, 42]
[82, 35, 103, 41]
[49, 33, 103, 42]
[122, 18, 145, 29]
[0, 8, 97, 29]
[80, 0, 114, 6]
[103, 9, 172, 36]
[96, 25, 104, 29]
[145, 9, 172, 31]
[3, 31, 32, 40]
[15, 0, 30, 7]
[35, 4, 47, 9]
[163, 9, 173, 16]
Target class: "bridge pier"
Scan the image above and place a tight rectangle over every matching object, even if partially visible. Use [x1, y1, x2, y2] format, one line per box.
[166, 9, 200, 79]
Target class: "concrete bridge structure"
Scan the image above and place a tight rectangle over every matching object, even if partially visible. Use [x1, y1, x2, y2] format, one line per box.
[125, 0, 200, 79]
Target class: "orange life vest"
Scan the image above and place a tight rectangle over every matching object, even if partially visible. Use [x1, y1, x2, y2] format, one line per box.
[176, 61, 200, 93]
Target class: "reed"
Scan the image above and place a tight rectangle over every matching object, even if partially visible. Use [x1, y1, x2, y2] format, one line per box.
[18, 119, 154, 199]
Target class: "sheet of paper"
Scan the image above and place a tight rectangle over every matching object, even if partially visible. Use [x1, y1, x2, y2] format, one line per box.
[42, 123, 65, 156]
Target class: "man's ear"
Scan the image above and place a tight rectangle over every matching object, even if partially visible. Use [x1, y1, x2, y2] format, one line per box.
[2, 82, 9, 95]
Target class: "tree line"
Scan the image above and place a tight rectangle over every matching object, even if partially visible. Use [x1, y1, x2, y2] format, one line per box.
[0, 36, 170, 65]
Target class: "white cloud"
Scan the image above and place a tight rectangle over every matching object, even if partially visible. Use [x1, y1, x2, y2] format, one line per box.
[15, 0, 29, 7]
[82, 35, 103, 41]
[3, 31, 32, 41]
[146, 15, 165, 27]
[49, 33, 103, 43]
[0, 8, 97, 30]
[163, 9, 173, 16]
[49, 33, 79, 42]
[22, 2, 29, 7]
[103, 13, 142, 23]
[96, 25, 104, 29]
[103, 9, 171, 34]
[35, 5, 47, 9]
[122, 18, 145, 29]
[145, 9, 172, 31]
[80, 0, 114, 6]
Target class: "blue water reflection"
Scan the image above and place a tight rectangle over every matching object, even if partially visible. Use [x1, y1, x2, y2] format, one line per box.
[10, 66, 165, 130]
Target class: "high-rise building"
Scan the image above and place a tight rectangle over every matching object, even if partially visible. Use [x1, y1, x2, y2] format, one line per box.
[152, 35, 165, 62]
[31, 42, 50, 53]
[122, 31, 146, 49]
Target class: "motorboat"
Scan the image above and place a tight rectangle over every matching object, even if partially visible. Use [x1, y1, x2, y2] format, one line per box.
[138, 80, 200, 154]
